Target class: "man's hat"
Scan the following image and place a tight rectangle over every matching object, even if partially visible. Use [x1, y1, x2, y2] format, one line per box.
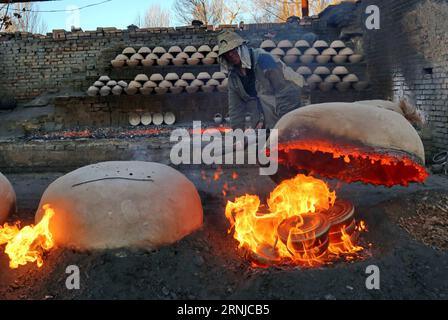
[217, 31, 247, 57]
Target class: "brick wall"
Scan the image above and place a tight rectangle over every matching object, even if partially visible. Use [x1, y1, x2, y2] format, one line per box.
[360, 0, 448, 159]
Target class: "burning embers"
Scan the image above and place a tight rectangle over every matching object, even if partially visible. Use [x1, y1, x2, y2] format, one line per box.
[0, 205, 55, 269]
[225, 174, 366, 267]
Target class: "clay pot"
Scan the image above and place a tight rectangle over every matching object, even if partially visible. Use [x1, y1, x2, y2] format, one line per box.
[106, 80, 117, 87]
[112, 85, 123, 95]
[122, 47, 136, 56]
[158, 80, 173, 88]
[260, 39, 276, 51]
[115, 54, 129, 61]
[152, 113, 164, 125]
[164, 112, 176, 125]
[202, 57, 216, 65]
[139, 87, 153, 95]
[339, 47, 354, 56]
[149, 73, 164, 82]
[137, 47, 151, 55]
[100, 86, 111, 96]
[185, 86, 199, 94]
[165, 73, 179, 81]
[212, 72, 226, 81]
[206, 79, 220, 87]
[99, 75, 110, 82]
[296, 66, 312, 76]
[304, 48, 319, 56]
[315, 55, 332, 64]
[183, 45, 197, 54]
[126, 60, 140, 67]
[143, 81, 157, 88]
[169, 86, 184, 94]
[124, 86, 138, 95]
[283, 55, 297, 64]
[197, 72, 211, 81]
[349, 54, 363, 63]
[198, 44, 211, 54]
[325, 74, 341, 83]
[271, 48, 285, 59]
[154, 87, 168, 95]
[332, 55, 348, 64]
[94, 81, 104, 87]
[321, 48, 338, 56]
[141, 112, 152, 126]
[313, 40, 329, 51]
[130, 53, 144, 61]
[314, 66, 331, 75]
[168, 46, 182, 54]
[181, 73, 196, 82]
[342, 74, 359, 82]
[157, 58, 170, 66]
[141, 59, 155, 67]
[111, 60, 125, 68]
[153, 46, 166, 56]
[0, 172, 16, 224]
[300, 55, 314, 64]
[330, 40, 346, 49]
[174, 79, 188, 87]
[307, 74, 323, 83]
[172, 58, 185, 66]
[332, 66, 349, 75]
[176, 52, 189, 60]
[135, 74, 149, 82]
[187, 58, 200, 65]
[118, 81, 128, 88]
[277, 39, 293, 49]
[87, 86, 99, 96]
[294, 40, 310, 50]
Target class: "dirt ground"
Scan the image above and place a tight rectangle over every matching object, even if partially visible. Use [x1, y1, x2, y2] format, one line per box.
[1, 169, 448, 300]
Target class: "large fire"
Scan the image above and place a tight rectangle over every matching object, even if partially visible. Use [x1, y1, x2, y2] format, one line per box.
[225, 174, 366, 266]
[0, 204, 55, 269]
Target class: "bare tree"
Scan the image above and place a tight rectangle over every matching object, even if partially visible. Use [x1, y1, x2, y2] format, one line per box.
[173, 0, 225, 26]
[248, 0, 342, 23]
[135, 4, 171, 28]
[222, 0, 248, 25]
[0, 2, 47, 34]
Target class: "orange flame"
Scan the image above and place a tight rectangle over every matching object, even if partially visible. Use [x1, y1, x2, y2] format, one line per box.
[225, 174, 366, 266]
[0, 204, 55, 269]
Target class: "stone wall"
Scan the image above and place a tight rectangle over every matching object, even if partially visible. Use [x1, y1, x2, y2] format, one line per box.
[360, 0, 448, 158]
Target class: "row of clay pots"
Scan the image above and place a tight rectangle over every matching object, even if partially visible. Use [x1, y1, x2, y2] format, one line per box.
[297, 66, 353, 76]
[267, 46, 363, 65]
[128, 111, 176, 126]
[125, 77, 228, 95]
[112, 45, 219, 68]
[87, 76, 129, 96]
[309, 81, 369, 92]
[260, 39, 347, 51]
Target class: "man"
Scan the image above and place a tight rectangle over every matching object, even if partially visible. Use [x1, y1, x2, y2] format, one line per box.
[217, 31, 304, 130]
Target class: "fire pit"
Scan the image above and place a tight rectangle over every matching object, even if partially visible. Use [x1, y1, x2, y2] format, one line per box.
[225, 174, 365, 267]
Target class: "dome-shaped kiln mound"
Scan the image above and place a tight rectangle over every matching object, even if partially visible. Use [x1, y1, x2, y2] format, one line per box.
[35, 161, 203, 250]
[273, 103, 428, 187]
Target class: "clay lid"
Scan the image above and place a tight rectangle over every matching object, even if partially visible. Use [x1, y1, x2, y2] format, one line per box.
[94, 81, 105, 87]
[118, 80, 128, 88]
[143, 80, 157, 88]
[277, 214, 331, 243]
[191, 52, 204, 59]
[197, 72, 211, 81]
[115, 54, 129, 61]
[153, 46, 166, 54]
[270, 48, 285, 56]
[160, 53, 174, 60]
[183, 45, 197, 53]
[294, 40, 310, 48]
[277, 40, 293, 49]
[296, 66, 312, 75]
[314, 66, 331, 75]
[165, 73, 179, 81]
[98, 75, 110, 82]
[330, 40, 346, 49]
[174, 79, 188, 87]
[198, 45, 211, 53]
[304, 47, 319, 56]
[149, 73, 164, 82]
[342, 74, 359, 82]
[212, 45, 219, 52]
[286, 47, 301, 56]
[206, 79, 220, 86]
[138, 47, 151, 54]
[128, 80, 142, 88]
[332, 66, 349, 75]
[307, 74, 323, 83]
[206, 51, 218, 58]
[135, 74, 149, 82]
[122, 47, 136, 55]
[176, 52, 189, 59]
[324, 74, 341, 83]
[145, 53, 158, 60]
[339, 47, 354, 56]
[168, 46, 182, 54]
[322, 48, 338, 56]
[191, 79, 204, 87]
[212, 72, 226, 80]
[106, 80, 117, 87]
[260, 39, 276, 49]
[313, 40, 329, 48]
[158, 80, 173, 88]
[181, 73, 196, 81]
[130, 53, 144, 61]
